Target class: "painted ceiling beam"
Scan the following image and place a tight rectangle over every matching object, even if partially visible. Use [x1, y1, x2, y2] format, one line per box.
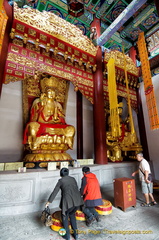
[97, 0, 148, 46]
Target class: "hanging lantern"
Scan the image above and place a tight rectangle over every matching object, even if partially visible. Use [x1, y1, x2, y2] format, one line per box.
[67, 0, 84, 17]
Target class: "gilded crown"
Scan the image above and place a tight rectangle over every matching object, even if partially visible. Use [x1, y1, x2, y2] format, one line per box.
[40, 76, 59, 93]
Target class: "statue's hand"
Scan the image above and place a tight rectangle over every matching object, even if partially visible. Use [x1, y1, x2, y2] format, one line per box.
[53, 118, 61, 123]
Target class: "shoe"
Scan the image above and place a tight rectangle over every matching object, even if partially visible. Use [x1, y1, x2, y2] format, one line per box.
[140, 202, 151, 207]
[72, 234, 78, 240]
[95, 216, 101, 222]
[61, 236, 70, 240]
[151, 201, 157, 205]
[86, 217, 95, 227]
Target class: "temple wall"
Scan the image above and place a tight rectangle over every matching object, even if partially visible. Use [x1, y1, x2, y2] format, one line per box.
[0, 81, 23, 162]
[83, 99, 94, 159]
[65, 82, 94, 160]
[140, 74, 159, 180]
[0, 162, 137, 216]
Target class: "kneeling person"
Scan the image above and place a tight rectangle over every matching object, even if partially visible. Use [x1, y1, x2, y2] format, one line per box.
[80, 166, 103, 226]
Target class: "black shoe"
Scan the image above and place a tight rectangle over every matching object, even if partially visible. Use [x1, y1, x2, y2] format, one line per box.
[61, 236, 70, 240]
[72, 233, 78, 240]
[86, 217, 95, 227]
[95, 216, 101, 222]
[61, 234, 70, 240]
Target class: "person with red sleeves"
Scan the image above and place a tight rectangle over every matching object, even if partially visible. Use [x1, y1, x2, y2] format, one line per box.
[80, 166, 103, 226]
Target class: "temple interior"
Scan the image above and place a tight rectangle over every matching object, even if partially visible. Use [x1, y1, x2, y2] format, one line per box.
[0, 0, 159, 239]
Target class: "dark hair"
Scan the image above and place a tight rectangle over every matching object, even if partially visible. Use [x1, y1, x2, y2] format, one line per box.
[60, 168, 69, 177]
[82, 166, 90, 173]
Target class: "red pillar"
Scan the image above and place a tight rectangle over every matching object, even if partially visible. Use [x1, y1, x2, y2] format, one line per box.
[0, 0, 13, 96]
[90, 17, 101, 38]
[76, 90, 83, 159]
[91, 17, 107, 164]
[129, 46, 137, 65]
[93, 46, 107, 164]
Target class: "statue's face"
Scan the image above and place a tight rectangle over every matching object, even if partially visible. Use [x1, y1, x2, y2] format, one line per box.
[47, 89, 56, 99]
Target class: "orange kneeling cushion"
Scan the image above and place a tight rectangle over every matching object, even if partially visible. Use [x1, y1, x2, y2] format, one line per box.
[51, 211, 63, 232]
[51, 211, 72, 232]
[95, 199, 112, 215]
[75, 210, 86, 221]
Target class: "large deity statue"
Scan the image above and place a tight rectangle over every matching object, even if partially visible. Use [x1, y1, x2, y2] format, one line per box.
[23, 75, 75, 166]
[106, 57, 142, 162]
[106, 99, 142, 162]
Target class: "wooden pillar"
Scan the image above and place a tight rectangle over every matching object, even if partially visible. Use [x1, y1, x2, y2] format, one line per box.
[129, 46, 137, 65]
[93, 46, 107, 164]
[91, 17, 107, 164]
[0, 0, 13, 96]
[137, 88, 150, 161]
[90, 17, 101, 39]
[76, 90, 83, 159]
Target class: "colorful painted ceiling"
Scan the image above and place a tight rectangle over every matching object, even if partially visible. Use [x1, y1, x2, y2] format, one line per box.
[11, 0, 159, 54]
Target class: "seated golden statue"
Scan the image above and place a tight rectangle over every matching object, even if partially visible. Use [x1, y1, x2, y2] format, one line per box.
[23, 76, 75, 163]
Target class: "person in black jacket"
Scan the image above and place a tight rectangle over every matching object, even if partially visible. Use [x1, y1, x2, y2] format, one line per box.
[45, 168, 83, 240]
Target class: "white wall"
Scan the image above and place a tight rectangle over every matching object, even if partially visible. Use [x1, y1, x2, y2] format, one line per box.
[140, 74, 159, 179]
[0, 81, 94, 162]
[65, 82, 77, 160]
[83, 96, 94, 159]
[0, 81, 23, 162]
[66, 82, 94, 160]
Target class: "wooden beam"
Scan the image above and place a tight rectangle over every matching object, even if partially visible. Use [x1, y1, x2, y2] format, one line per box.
[97, 0, 147, 46]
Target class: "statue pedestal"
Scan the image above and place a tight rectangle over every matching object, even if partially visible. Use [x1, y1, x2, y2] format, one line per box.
[23, 161, 73, 169]
[23, 152, 73, 169]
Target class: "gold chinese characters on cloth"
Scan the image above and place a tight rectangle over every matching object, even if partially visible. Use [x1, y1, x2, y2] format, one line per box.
[137, 32, 159, 130]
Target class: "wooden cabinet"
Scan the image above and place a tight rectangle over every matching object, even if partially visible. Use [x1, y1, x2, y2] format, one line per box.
[114, 177, 136, 211]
